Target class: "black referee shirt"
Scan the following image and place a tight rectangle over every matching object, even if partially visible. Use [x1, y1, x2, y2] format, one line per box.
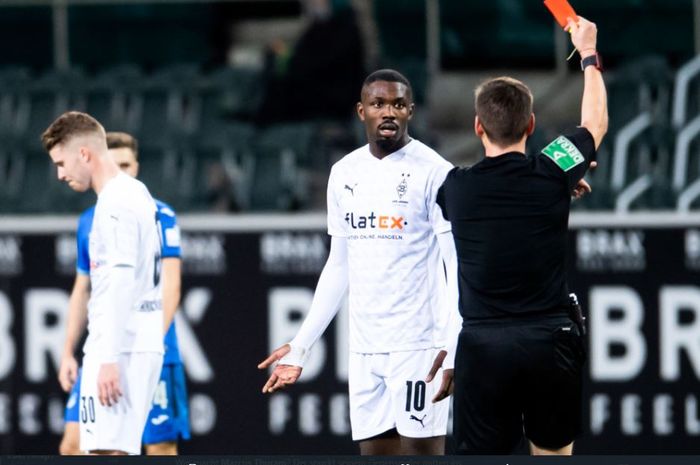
[437, 127, 596, 322]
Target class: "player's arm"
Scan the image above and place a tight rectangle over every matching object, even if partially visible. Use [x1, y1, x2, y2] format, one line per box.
[96, 207, 140, 407]
[161, 258, 181, 333]
[545, 17, 605, 199]
[97, 265, 136, 407]
[570, 16, 608, 150]
[157, 206, 182, 333]
[58, 273, 90, 392]
[258, 235, 349, 393]
[427, 231, 461, 403]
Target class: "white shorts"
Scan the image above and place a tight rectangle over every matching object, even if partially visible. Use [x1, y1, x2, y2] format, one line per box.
[79, 352, 163, 455]
[348, 348, 449, 441]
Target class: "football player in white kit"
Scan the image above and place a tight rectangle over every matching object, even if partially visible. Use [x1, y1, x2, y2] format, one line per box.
[42, 112, 164, 455]
[259, 70, 462, 455]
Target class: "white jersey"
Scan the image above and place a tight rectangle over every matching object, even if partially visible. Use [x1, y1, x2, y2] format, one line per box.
[83, 172, 164, 358]
[327, 139, 453, 353]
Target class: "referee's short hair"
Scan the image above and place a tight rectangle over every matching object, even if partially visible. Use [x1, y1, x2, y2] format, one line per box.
[106, 132, 139, 160]
[475, 77, 533, 146]
[41, 111, 105, 151]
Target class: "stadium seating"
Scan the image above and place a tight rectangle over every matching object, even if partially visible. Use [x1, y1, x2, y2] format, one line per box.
[1, 46, 698, 213]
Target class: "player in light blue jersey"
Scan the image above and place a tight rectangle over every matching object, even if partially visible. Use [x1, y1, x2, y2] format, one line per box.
[58, 132, 190, 455]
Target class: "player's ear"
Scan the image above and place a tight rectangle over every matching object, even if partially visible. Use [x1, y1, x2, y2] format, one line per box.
[474, 116, 485, 137]
[526, 113, 536, 136]
[356, 102, 365, 122]
[79, 146, 91, 163]
[408, 102, 415, 121]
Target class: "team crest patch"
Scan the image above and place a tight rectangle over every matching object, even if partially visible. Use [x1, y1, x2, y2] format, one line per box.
[542, 136, 585, 172]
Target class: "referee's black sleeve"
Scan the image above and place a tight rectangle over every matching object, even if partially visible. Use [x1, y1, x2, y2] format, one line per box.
[539, 126, 596, 191]
[437, 167, 457, 221]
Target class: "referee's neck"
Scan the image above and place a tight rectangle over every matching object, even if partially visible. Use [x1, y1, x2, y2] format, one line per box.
[483, 139, 527, 158]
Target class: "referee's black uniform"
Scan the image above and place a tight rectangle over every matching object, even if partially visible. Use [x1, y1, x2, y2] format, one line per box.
[437, 127, 594, 454]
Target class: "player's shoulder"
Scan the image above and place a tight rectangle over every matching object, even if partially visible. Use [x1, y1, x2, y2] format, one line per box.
[409, 140, 452, 167]
[408, 140, 454, 179]
[154, 199, 177, 219]
[101, 173, 143, 200]
[332, 145, 368, 169]
[98, 175, 155, 215]
[328, 145, 369, 179]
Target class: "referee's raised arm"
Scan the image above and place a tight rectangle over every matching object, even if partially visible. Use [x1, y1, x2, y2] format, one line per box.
[569, 16, 608, 150]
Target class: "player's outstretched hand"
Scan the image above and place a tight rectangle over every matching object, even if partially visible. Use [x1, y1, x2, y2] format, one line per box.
[97, 363, 122, 407]
[425, 350, 454, 403]
[258, 344, 303, 394]
[58, 355, 78, 393]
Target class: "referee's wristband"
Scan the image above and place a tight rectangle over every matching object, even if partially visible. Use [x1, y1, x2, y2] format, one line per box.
[581, 52, 603, 71]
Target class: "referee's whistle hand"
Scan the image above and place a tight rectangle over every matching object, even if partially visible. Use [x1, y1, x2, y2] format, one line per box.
[572, 179, 592, 199]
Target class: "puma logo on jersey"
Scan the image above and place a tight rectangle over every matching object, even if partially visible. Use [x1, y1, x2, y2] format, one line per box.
[410, 414, 426, 428]
[344, 183, 357, 196]
[151, 414, 170, 426]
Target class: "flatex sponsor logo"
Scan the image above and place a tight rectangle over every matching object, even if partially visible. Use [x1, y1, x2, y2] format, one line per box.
[181, 234, 226, 275]
[0, 236, 22, 276]
[576, 229, 646, 272]
[54, 234, 77, 276]
[260, 233, 327, 274]
[684, 229, 700, 271]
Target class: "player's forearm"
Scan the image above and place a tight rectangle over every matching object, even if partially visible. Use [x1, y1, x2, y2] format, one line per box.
[572, 16, 608, 150]
[100, 265, 136, 363]
[284, 238, 349, 366]
[444, 295, 462, 370]
[290, 262, 348, 350]
[62, 275, 90, 357]
[161, 258, 181, 333]
[580, 62, 608, 150]
[436, 231, 462, 369]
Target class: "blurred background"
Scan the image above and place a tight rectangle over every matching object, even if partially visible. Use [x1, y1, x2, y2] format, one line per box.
[0, 0, 699, 456]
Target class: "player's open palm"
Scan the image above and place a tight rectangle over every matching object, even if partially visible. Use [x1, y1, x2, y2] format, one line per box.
[426, 349, 454, 403]
[58, 355, 78, 392]
[258, 344, 303, 394]
[97, 363, 123, 407]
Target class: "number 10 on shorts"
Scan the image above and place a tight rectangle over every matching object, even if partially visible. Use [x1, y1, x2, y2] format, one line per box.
[405, 380, 426, 412]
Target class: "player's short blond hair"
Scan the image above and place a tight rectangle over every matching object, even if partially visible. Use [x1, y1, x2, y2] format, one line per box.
[106, 132, 139, 160]
[41, 111, 106, 151]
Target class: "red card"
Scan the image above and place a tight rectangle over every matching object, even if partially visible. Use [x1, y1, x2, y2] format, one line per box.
[544, 0, 578, 29]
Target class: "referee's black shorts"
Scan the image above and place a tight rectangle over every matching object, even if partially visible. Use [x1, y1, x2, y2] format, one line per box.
[453, 314, 586, 454]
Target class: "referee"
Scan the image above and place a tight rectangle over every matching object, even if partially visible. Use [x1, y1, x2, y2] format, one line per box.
[436, 17, 607, 455]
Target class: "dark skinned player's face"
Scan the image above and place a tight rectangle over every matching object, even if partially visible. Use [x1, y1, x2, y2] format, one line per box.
[357, 80, 414, 157]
